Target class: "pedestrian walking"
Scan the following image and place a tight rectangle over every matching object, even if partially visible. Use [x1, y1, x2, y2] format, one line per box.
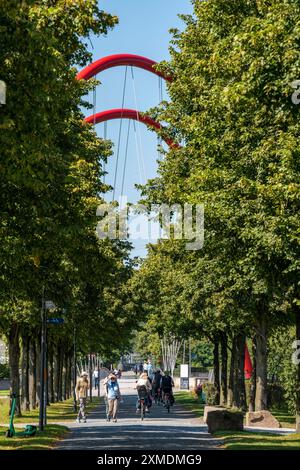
[144, 358, 154, 381]
[103, 373, 121, 423]
[93, 368, 99, 389]
[75, 371, 89, 423]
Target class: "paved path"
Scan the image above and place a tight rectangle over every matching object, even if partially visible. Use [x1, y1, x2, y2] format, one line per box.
[56, 377, 220, 450]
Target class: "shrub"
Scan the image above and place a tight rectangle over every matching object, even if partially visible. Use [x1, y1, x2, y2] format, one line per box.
[267, 383, 285, 409]
[202, 383, 219, 405]
[0, 363, 9, 380]
[193, 383, 205, 402]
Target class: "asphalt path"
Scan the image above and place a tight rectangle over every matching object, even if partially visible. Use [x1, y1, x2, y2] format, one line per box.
[56, 377, 220, 450]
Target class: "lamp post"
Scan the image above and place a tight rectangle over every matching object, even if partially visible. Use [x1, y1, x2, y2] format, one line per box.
[39, 288, 46, 432]
[39, 297, 57, 432]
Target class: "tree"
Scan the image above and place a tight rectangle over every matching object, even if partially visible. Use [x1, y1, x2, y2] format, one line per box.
[0, 0, 129, 414]
[140, 0, 299, 419]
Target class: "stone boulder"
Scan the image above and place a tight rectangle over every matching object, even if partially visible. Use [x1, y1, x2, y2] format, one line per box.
[204, 406, 244, 434]
[203, 406, 223, 424]
[246, 410, 281, 428]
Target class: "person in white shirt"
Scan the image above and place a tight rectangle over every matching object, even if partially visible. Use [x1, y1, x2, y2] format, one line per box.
[93, 369, 99, 389]
[136, 372, 152, 412]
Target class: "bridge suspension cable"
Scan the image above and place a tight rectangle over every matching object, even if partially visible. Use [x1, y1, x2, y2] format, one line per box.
[121, 119, 131, 198]
[130, 66, 147, 184]
[103, 121, 107, 184]
[112, 66, 128, 201]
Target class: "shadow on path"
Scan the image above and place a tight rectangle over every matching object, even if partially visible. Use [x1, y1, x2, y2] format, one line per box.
[56, 379, 220, 450]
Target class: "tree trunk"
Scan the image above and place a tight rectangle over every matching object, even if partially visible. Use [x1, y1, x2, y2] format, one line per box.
[62, 347, 67, 401]
[8, 324, 21, 416]
[89, 354, 93, 402]
[233, 333, 247, 410]
[21, 331, 30, 411]
[35, 337, 41, 407]
[54, 344, 59, 402]
[227, 338, 235, 408]
[213, 339, 220, 405]
[70, 352, 73, 399]
[66, 350, 71, 399]
[220, 335, 228, 406]
[255, 315, 268, 411]
[295, 305, 300, 433]
[57, 343, 63, 402]
[249, 337, 257, 412]
[45, 336, 49, 406]
[237, 334, 247, 410]
[48, 342, 54, 403]
[28, 337, 36, 409]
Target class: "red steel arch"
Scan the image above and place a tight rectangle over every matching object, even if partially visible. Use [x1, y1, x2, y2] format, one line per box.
[76, 53, 171, 81]
[77, 53, 176, 147]
[85, 109, 177, 148]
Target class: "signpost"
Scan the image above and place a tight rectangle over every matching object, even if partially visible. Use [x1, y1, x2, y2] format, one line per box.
[46, 318, 64, 325]
[39, 293, 46, 432]
[180, 364, 189, 390]
[39, 299, 63, 431]
[45, 300, 56, 310]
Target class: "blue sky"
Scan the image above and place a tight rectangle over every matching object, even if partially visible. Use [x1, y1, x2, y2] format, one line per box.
[83, 0, 193, 255]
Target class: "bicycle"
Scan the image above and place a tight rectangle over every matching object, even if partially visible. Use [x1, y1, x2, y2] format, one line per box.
[137, 386, 148, 421]
[163, 391, 171, 413]
[154, 388, 162, 405]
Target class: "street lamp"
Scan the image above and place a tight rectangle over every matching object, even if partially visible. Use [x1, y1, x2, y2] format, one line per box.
[0, 80, 6, 105]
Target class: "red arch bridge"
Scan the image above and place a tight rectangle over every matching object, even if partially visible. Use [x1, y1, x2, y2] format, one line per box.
[76, 54, 176, 148]
[77, 53, 253, 378]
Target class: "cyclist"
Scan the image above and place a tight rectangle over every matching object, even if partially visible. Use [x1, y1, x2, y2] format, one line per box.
[152, 368, 162, 402]
[160, 371, 175, 406]
[136, 372, 152, 413]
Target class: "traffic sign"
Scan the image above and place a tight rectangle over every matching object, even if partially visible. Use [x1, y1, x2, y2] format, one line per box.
[180, 377, 189, 390]
[46, 318, 64, 325]
[45, 300, 56, 310]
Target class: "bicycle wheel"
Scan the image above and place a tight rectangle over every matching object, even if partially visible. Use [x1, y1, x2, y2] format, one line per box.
[165, 394, 170, 413]
[141, 401, 145, 421]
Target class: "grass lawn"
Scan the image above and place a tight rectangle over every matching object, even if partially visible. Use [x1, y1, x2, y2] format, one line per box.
[175, 390, 299, 450]
[175, 391, 296, 428]
[271, 408, 296, 428]
[216, 431, 300, 450]
[0, 424, 69, 450]
[175, 391, 205, 420]
[0, 390, 9, 397]
[0, 396, 101, 425]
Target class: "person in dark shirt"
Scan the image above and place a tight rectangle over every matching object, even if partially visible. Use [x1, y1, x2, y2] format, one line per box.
[160, 371, 175, 406]
[152, 369, 162, 400]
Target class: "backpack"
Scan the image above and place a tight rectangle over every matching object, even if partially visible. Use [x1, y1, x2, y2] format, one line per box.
[137, 385, 148, 399]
